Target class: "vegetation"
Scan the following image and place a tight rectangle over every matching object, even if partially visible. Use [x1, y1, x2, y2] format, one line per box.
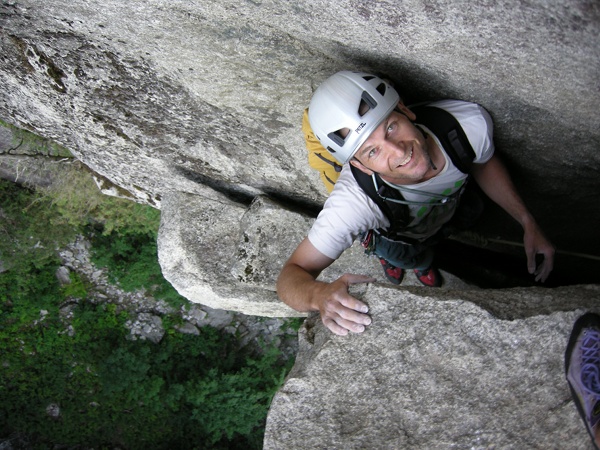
[0, 118, 73, 158]
[89, 229, 187, 309]
[0, 285, 291, 448]
[0, 153, 295, 448]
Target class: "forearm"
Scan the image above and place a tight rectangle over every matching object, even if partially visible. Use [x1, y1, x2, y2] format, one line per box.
[472, 154, 555, 281]
[276, 262, 324, 313]
[471, 155, 535, 229]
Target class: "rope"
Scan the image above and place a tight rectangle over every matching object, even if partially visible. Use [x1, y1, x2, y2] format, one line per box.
[449, 232, 600, 262]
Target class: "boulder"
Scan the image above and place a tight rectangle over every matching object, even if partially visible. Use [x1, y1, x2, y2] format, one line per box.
[265, 283, 600, 449]
[157, 191, 474, 315]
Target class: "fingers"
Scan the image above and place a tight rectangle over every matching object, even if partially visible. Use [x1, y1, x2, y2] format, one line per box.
[524, 227, 555, 283]
[529, 252, 552, 282]
[320, 297, 371, 335]
[534, 262, 551, 283]
[322, 317, 351, 336]
[323, 315, 370, 336]
[526, 248, 537, 275]
[533, 246, 555, 283]
[318, 276, 373, 335]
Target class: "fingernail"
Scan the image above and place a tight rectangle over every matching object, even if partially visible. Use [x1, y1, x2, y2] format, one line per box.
[361, 306, 369, 313]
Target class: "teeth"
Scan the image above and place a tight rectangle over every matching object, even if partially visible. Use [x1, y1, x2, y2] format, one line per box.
[399, 149, 413, 166]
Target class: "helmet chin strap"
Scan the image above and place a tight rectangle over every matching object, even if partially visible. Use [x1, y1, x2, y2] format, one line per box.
[415, 124, 437, 171]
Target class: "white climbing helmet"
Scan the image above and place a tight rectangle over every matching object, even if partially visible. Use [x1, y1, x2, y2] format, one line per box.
[308, 71, 400, 164]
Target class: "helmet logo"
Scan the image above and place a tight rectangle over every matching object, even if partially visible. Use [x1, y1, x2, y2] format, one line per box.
[355, 122, 367, 134]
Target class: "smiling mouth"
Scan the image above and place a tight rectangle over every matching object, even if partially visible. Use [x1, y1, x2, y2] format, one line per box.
[398, 149, 413, 167]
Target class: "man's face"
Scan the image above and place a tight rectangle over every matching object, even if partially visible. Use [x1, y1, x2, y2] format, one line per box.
[350, 108, 438, 185]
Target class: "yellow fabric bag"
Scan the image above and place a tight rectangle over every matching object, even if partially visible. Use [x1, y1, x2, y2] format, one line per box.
[302, 108, 342, 193]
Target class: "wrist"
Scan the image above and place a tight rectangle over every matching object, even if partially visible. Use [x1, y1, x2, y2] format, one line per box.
[307, 280, 329, 312]
[520, 212, 537, 231]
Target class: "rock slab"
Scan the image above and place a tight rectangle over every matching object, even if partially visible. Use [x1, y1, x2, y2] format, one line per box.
[265, 284, 600, 449]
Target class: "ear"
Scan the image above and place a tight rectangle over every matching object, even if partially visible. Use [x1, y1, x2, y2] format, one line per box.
[396, 101, 416, 121]
[350, 158, 374, 176]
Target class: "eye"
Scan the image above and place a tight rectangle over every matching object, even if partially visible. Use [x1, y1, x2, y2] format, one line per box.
[386, 122, 396, 135]
[368, 147, 378, 159]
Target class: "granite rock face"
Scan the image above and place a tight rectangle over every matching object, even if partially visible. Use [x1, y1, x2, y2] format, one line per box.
[265, 284, 600, 449]
[2, 1, 599, 447]
[1, 0, 599, 297]
[0, 0, 598, 257]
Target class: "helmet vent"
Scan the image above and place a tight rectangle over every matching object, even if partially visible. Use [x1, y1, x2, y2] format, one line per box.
[359, 91, 377, 116]
[375, 82, 387, 96]
[327, 130, 347, 147]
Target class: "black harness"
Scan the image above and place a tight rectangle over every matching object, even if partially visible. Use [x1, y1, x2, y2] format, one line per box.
[350, 104, 476, 241]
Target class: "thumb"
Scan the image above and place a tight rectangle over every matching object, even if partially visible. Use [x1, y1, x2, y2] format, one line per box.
[525, 246, 537, 274]
[342, 273, 377, 285]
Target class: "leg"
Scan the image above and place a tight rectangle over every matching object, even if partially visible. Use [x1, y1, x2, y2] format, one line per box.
[369, 233, 441, 287]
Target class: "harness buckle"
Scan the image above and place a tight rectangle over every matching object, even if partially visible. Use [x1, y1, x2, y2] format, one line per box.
[361, 230, 375, 253]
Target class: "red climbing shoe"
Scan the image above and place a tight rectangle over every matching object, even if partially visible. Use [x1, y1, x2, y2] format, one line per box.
[379, 258, 404, 285]
[414, 266, 442, 287]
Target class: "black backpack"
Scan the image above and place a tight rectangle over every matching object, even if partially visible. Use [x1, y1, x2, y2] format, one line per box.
[350, 104, 476, 237]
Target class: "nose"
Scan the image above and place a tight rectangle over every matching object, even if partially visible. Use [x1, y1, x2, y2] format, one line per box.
[383, 140, 409, 163]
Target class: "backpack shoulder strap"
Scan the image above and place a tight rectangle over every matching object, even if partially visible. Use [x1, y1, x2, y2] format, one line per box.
[410, 104, 475, 174]
[350, 164, 410, 229]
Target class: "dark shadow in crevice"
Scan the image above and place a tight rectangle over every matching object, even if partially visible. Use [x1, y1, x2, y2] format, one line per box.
[435, 239, 599, 289]
[260, 187, 323, 218]
[175, 166, 257, 205]
[175, 165, 324, 217]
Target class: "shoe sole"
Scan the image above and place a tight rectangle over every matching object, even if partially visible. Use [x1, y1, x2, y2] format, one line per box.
[565, 312, 600, 450]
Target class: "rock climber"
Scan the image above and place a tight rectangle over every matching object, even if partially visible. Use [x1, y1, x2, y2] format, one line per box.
[277, 70, 555, 335]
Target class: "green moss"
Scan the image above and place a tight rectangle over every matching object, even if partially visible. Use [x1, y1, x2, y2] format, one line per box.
[0, 118, 73, 157]
[61, 271, 89, 299]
